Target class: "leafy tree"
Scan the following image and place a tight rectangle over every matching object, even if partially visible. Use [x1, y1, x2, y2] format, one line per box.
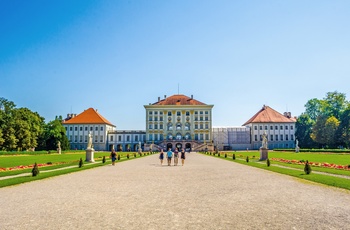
[304, 98, 327, 121]
[295, 113, 316, 148]
[323, 116, 340, 148]
[310, 115, 328, 147]
[337, 105, 350, 148]
[37, 118, 70, 151]
[323, 91, 348, 119]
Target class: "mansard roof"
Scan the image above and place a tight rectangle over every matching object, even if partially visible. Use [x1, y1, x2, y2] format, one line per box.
[242, 105, 296, 126]
[152, 94, 206, 106]
[63, 108, 115, 126]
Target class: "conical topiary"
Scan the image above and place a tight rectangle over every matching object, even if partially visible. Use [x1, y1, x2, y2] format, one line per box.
[117, 154, 121, 161]
[246, 156, 249, 163]
[218, 152, 220, 157]
[304, 160, 312, 174]
[32, 162, 39, 177]
[79, 158, 83, 168]
[102, 156, 106, 163]
[232, 154, 236, 160]
[224, 153, 227, 158]
[127, 154, 130, 159]
[267, 158, 270, 167]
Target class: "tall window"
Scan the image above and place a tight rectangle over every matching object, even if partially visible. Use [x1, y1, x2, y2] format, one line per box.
[254, 126, 257, 130]
[275, 135, 278, 141]
[135, 136, 138, 141]
[80, 127, 83, 131]
[110, 136, 114, 142]
[75, 127, 78, 131]
[186, 111, 190, 116]
[168, 111, 171, 116]
[100, 127, 103, 131]
[270, 135, 273, 141]
[285, 135, 289, 141]
[95, 136, 98, 142]
[118, 136, 121, 141]
[280, 135, 283, 141]
[177, 111, 181, 116]
[285, 126, 288, 130]
[127, 136, 130, 141]
[255, 135, 258, 141]
[100, 135, 103, 142]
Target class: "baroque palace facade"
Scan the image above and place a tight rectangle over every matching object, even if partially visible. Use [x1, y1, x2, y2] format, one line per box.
[144, 94, 214, 151]
[62, 94, 296, 151]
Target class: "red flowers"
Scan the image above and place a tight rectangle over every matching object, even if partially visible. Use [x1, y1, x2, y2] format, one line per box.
[270, 158, 350, 171]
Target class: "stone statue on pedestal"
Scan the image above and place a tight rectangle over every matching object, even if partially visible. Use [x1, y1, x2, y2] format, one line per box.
[57, 141, 61, 154]
[87, 132, 93, 149]
[295, 139, 300, 153]
[86, 132, 95, 162]
[260, 131, 268, 161]
[262, 131, 268, 149]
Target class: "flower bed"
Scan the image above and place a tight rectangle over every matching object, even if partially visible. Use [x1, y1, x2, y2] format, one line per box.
[271, 158, 350, 170]
[0, 162, 71, 172]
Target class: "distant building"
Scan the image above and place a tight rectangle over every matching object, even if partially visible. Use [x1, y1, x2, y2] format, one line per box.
[107, 130, 146, 152]
[212, 127, 251, 150]
[242, 105, 296, 150]
[144, 94, 214, 151]
[62, 108, 116, 151]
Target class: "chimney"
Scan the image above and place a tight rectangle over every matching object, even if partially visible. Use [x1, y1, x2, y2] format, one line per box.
[158, 97, 160, 102]
[164, 95, 167, 99]
[284, 112, 291, 118]
[191, 95, 193, 99]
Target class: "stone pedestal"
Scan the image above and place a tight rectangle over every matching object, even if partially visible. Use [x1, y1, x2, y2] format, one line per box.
[85, 148, 95, 162]
[259, 147, 268, 161]
[295, 146, 300, 153]
[57, 148, 61, 154]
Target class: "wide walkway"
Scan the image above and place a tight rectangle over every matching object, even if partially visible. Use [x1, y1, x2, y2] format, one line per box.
[1, 152, 350, 229]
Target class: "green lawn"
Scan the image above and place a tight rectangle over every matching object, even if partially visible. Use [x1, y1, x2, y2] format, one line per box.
[0, 151, 152, 187]
[201, 151, 350, 191]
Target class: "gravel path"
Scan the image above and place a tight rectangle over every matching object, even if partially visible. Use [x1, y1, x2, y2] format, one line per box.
[1, 152, 350, 229]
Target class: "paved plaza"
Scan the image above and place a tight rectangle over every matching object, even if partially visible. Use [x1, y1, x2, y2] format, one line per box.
[1, 152, 350, 229]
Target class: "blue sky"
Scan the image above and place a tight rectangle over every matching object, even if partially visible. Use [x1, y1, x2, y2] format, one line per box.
[1, 0, 350, 129]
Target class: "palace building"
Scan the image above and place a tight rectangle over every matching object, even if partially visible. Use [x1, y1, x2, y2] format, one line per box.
[242, 105, 296, 149]
[144, 94, 214, 151]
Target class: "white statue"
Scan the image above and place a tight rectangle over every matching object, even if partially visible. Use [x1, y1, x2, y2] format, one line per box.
[296, 139, 299, 148]
[57, 141, 61, 149]
[87, 132, 93, 149]
[262, 131, 268, 149]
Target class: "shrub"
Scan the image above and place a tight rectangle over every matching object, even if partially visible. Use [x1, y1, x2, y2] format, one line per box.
[304, 160, 312, 174]
[209, 152, 212, 155]
[139, 153, 142, 156]
[232, 154, 235, 160]
[102, 156, 106, 163]
[32, 162, 39, 177]
[218, 152, 220, 157]
[134, 153, 137, 158]
[267, 158, 270, 167]
[224, 153, 227, 158]
[127, 154, 130, 159]
[246, 156, 249, 163]
[79, 158, 83, 168]
[117, 155, 121, 161]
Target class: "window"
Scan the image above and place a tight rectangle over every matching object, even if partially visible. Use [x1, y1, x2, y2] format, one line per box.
[69, 136, 72, 142]
[255, 135, 258, 141]
[200, 111, 203, 115]
[70, 127, 72, 131]
[167, 123, 173, 131]
[200, 124, 203, 129]
[149, 124, 152, 129]
[160, 124, 163, 129]
[160, 111, 163, 115]
[195, 111, 198, 115]
[80, 127, 82, 131]
[254, 126, 257, 130]
[101, 127, 103, 131]
[265, 126, 268, 130]
[85, 135, 87, 142]
[127, 136, 130, 142]
[275, 135, 278, 141]
[75, 127, 78, 131]
[280, 135, 283, 141]
[154, 124, 158, 129]
[85, 127, 88, 131]
[149, 111, 152, 115]
[65, 127, 67, 131]
[155, 134, 158, 141]
[155, 111, 158, 115]
[200, 134, 204, 140]
[195, 134, 198, 140]
[95, 136, 98, 142]
[260, 135, 262, 141]
[286, 135, 289, 141]
[291, 134, 294, 141]
[75, 136, 77, 142]
[177, 111, 181, 116]
[285, 126, 288, 130]
[275, 126, 278, 130]
[205, 116, 208, 121]
[79, 135, 82, 142]
[291, 126, 294, 130]
[90, 127, 93, 131]
[160, 134, 164, 140]
[205, 134, 209, 140]
[260, 126, 262, 130]
[200, 117, 203, 121]
[270, 126, 273, 130]
[154, 117, 158, 121]
[195, 124, 198, 129]
[100, 136, 103, 142]
[205, 111, 208, 115]
[149, 117, 153, 121]
[110, 136, 114, 142]
[185, 123, 190, 131]
[280, 126, 283, 130]
[149, 134, 153, 141]
[195, 117, 198, 121]
[176, 123, 181, 130]
[160, 116, 163, 121]
[118, 136, 121, 142]
[270, 135, 273, 141]
[95, 127, 98, 131]
[205, 124, 209, 129]
[168, 111, 171, 116]
[186, 111, 190, 116]
[135, 136, 138, 142]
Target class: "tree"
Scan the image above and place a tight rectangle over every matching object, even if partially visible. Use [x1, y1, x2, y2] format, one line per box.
[323, 91, 348, 120]
[337, 105, 350, 148]
[310, 115, 328, 147]
[37, 118, 69, 151]
[323, 116, 340, 148]
[295, 113, 316, 148]
[304, 98, 327, 121]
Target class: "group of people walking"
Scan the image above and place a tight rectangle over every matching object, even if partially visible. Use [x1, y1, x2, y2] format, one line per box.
[159, 148, 186, 166]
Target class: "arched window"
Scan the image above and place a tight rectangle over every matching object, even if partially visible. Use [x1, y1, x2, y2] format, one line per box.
[185, 133, 191, 140]
[176, 123, 182, 130]
[176, 133, 182, 140]
[167, 123, 173, 131]
[185, 123, 190, 131]
[167, 133, 173, 140]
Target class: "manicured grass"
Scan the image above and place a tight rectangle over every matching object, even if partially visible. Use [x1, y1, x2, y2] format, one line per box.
[201, 151, 350, 191]
[0, 151, 153, 188]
